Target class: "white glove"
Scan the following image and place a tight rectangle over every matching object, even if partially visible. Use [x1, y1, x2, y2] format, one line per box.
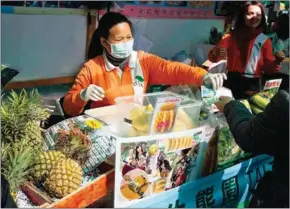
[203, 73, 227, 90]
[80, 84, 105, 102]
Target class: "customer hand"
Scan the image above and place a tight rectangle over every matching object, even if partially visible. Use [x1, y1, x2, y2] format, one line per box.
[80, 84, 105, 102]
[275, 51, 286, 62]
[203, 73, 227, 90]
[214, 96, 233, 112]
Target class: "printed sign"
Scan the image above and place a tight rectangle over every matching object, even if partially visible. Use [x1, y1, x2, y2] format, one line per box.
[263, 79, 282, 94]
[127, 154, 273, 208]
[114, 127, 209, 208]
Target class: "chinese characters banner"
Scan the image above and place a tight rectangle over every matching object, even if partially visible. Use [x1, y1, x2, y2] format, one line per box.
[128, 154, 273, 208]
[122, 5, 218, 19]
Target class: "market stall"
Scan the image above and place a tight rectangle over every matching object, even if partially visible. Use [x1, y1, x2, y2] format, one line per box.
[1, 1, 288, 208]
[1, 79, 280, 208]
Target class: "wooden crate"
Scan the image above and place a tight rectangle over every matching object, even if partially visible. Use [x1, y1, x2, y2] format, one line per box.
[32, 160, 116, 208]
[38, 169, 115, 208]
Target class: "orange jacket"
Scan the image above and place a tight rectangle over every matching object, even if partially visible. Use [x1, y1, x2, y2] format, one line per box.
[208, 31, 280, 78]
[63, 51, 207, 116]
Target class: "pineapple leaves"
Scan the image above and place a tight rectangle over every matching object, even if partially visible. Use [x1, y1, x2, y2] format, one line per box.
[1, 89, 48, 192]
[1, 139, 35, 193]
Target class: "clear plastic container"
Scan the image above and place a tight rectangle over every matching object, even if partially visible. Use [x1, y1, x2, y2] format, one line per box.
[114, 91, 203, 137]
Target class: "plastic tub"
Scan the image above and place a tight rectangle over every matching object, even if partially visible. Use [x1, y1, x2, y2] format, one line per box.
[114, 91, 203, 137]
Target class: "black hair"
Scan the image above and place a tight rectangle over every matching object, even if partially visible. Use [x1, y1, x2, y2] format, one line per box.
[276, 11, 289, 40]
[135, 143, 146, 161]
[88, 12, 133, 60]
[234, 1, 267, 31]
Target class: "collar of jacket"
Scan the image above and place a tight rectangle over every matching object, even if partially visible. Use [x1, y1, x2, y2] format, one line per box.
[103, 51, 137, 72]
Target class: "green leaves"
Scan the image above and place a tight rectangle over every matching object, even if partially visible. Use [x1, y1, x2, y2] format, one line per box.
[1, 139, 35, 192]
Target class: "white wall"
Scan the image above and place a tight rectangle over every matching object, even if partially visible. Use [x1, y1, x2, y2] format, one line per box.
[137, 18, 224, 59]
[1, 14, 87, 81]
[1, 14, 224, 81]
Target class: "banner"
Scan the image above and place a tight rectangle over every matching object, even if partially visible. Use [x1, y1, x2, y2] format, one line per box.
[128, 154, 273, 208]
[116, 1, 223, 19]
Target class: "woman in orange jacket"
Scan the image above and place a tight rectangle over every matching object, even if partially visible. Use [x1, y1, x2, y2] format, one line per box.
[63, 12, 227, 116]
[208, 1, 285, 99]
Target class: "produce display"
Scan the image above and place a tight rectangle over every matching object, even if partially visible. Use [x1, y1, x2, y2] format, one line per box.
[1, 90, 50, 192]
[1, 90, 50, 149]
[1, 89, 114, 208]
[249, 91, 273, 114]
[2, 83, 278, 207]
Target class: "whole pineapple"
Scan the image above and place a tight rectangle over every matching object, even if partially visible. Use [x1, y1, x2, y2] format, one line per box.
[31, 151, 66, 183]
[44, 158, 83, 198]
[1, 89, 50, 149]
[55, 124, 91, 166]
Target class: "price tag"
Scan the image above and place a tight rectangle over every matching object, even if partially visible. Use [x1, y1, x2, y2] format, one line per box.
[263, 79, 282, 94]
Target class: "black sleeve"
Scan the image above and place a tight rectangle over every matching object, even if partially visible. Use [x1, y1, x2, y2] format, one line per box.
[1, 176, 17, 208]
[223, 90, 289, 156]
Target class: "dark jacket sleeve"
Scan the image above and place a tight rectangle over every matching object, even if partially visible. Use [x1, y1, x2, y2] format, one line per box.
[223, 90, 289, 156]
[1, 176, 17, 208]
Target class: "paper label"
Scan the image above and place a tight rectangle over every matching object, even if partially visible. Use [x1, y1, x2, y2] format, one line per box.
[263, 79, 282, 94]
[150, 97, 182, 134]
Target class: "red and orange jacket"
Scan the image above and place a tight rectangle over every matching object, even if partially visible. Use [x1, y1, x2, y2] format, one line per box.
[208, 29, 280, 78]
[63, 51, 207, 116]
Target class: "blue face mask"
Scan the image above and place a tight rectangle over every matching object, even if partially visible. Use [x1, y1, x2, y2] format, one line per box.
[108, 39, 134, 59]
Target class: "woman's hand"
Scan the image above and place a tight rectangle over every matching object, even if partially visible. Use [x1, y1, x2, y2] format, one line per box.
[214, 96, 234, 112]
[80, 84, 105, 102]
[203, 73, 227, 90]
[275, 51, 286, 62]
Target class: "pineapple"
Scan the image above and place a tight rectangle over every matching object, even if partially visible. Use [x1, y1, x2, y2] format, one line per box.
[1, 139, 35, 193]
[44, 158, 83, 198]
[55, 124, 91, 166]
[31, 151, 66, 183]
[1, 89, 50, 149]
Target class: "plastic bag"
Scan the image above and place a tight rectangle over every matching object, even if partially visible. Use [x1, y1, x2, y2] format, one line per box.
[215, 113, 243, 164]
[164, 85, 201, 101]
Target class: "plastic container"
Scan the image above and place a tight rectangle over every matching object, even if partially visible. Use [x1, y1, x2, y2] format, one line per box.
[114, 91, 203, 137]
